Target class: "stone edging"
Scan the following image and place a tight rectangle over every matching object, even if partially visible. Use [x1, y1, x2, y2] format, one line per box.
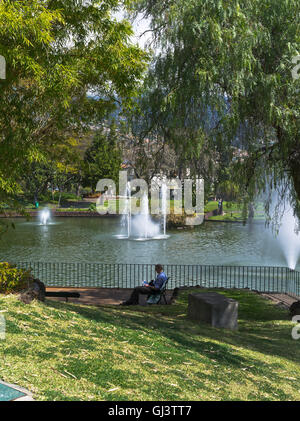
[0, 380, 34, 401]
[0, 211, 119, 218]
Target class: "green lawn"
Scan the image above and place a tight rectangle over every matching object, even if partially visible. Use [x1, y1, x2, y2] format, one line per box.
[0, 289, 299, 401]
[205, 201, 266, 222]
[3, 199, 267, 222]
[204, 201, 219, 213]
[209, 213, 266, 222]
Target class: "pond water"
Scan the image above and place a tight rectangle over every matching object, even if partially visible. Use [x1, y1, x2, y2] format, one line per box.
[0, 382, 25, 401]
[0, 217, 299, 270]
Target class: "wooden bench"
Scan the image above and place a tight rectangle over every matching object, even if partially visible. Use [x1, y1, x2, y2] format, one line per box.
[45, 291, 80, 303]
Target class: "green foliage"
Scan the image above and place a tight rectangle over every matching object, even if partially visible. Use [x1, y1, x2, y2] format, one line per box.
[88, 203, 97, 212]
[83, 122, 122, 190]
[216, 177, 242, 202]
[0, 0, 148, 203]
[131, 0, 300, 219]
[53, 192, 80, 202]
[0, 262, 32, 294]
[22, 162, 54, 203]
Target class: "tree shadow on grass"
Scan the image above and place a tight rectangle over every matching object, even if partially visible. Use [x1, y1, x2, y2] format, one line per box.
[15, 294, 294, 372]
[2, 295, 298, 401]
[43, 295, 300, 368]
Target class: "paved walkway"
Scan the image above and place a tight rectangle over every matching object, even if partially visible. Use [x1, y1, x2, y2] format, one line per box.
[46, 287, 298, 308]
[46, 287, 173, 306]
[259, 292, 298, 308]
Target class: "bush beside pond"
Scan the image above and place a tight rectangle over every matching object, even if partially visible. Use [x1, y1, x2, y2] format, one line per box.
[0, 262, 32, 294]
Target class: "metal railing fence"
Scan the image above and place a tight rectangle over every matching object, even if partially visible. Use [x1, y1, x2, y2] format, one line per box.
[12, 261, 300, 297]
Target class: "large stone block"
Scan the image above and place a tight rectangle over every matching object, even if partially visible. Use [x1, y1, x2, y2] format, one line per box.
[188, 292, 238, 330]
[290, 300, 300, 318]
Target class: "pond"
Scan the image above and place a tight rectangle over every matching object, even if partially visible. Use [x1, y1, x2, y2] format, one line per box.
[0, 382, 26, 401]
[0, 217, 299, 270]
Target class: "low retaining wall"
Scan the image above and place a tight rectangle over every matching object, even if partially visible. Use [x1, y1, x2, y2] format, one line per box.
[0, 211, 118, 218]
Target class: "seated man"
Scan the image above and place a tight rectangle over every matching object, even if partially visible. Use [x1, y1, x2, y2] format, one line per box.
[121, 264, 167, 306]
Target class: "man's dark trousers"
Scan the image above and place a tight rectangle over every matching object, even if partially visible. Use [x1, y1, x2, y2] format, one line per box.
[126, 286, 159, 305]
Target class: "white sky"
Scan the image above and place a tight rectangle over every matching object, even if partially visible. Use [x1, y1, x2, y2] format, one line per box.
[114, 10, 153, 50]
[131, 14, 153, 49]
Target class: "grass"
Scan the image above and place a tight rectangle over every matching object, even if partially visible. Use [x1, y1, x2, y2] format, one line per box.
[55, 208, 95, 212]
[204, 201, 219, 213]
[206, 201, 266, 222]
[0, 289, 299, 401]
[3, 199, 267, 222]
[209, 213, 266, 222]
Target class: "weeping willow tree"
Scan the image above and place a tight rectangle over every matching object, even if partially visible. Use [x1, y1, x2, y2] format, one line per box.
[129, 0, 300, 220]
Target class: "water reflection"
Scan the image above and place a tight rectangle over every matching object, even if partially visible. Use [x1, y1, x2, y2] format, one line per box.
[0, 217, 298, 270]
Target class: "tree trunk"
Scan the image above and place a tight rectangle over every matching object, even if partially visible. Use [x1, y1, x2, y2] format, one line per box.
[58, 191, 62, 208]
[76, 184, 81, 198]
[248, 203, 254, 219]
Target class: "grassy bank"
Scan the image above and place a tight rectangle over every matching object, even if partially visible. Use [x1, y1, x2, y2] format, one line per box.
[206, 201, 266, 222]
[0, 289, 299, 401]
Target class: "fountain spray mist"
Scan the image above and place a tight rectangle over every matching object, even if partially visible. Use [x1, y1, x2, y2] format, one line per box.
[118, 182, 169, 240]
[276, 204, 300, 270]
[120, 182, 131, 238]
[161, 183, 167, 236]
[263, 184, 300, 270]
[40, 208, 51, 225]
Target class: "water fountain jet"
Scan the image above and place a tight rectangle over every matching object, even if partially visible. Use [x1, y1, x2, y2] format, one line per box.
[276, 205, 300, 270]
[40, 209, 51, 226]
[118, 183, 169, 241]
[161, 183, 167, 237]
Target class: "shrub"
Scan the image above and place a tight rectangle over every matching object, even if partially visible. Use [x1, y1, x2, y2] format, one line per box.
[39, 192, 53, 202]
[88, 203, 97, 212]
[0, 262, 33, 294]
[57, 192, 80, 202]
[40, 192, 79, 202]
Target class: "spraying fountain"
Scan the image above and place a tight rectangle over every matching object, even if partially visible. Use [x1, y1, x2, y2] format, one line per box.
[120, 182, 132, 238]
[40, 208, 51, 226]
[276, 205, 300, 270]
[117, 183, 169, 241]
[130, 192, 160, 240]
[161, 183, 167, 237]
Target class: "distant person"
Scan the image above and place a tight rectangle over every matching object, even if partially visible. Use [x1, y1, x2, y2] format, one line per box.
[121, 264, 167, 306]
[218, 198, 223, 215]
